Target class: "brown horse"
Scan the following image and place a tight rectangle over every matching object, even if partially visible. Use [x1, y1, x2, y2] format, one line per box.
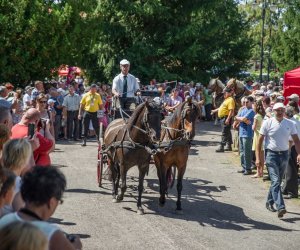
[208, 78, 225, 109]
[154, 97, 200, 213]
[103, 100, 162, 214]
[226, 78, 252, 111]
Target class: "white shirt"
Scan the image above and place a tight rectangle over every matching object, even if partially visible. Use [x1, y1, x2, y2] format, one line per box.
[260, 117, 297, 151]
[23, 93, 31, 110]
[0, 212, 60, 240]
[289, 117, 300, 141]
[62, 93, 81, 111]
[112, 73, 140, 98]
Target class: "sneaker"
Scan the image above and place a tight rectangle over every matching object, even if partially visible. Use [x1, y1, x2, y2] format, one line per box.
[237, 169, 245, 173]
[81, 138, 87, 147]
[224, 146, 232, 151]
[215, 147, 224, 153]
[266, 203, 276, 212]
[277, 208, 287, 218]
[243, 170, 253, 175]
[283, 194, 298, 199]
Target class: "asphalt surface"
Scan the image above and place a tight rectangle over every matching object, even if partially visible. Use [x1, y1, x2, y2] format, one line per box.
[51, 121, 300, 250]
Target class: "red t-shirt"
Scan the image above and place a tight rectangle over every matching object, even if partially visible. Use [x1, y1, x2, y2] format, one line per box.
[11, 124, 53, 166]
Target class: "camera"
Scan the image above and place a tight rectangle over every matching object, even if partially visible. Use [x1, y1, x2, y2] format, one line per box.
[66, 234, 76, 243]
[27, 123, 35, 139]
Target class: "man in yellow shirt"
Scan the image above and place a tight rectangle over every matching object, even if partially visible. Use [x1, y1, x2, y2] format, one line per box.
[78, 84, 103, 146]
[211, 88, 235, 152]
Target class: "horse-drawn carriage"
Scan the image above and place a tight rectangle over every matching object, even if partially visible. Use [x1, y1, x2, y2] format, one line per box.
[96, 94, 200, 214]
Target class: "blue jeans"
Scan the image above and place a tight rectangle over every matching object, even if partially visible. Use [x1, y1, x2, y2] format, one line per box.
[265, 149, 289, 210]
[239, 137, 252, 171]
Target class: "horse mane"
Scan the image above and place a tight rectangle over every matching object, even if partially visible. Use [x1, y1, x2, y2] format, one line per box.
[208, 78, 225, 90]
[127, 102, 146, 129]
[216, 79, 225, 89]
[127, 100, 160, 129]
[165, 102, 185, 128]
[235, 80, 245, 89]
[227, 78, 245, 91]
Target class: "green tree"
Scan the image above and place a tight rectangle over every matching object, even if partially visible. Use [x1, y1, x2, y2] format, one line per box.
[272, 2, 300, 72]
[91, 0, 251, 83]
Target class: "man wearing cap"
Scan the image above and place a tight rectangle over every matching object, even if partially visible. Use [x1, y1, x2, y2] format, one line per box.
[78, 84, 103, 146]
[257, 102, 300, 218]
[287, 93, 300, 104]
[212, 88, 235, 152]
[251, 82, 260, 92]
[112, 59, 140, 118]
[245, 79, 253, 91]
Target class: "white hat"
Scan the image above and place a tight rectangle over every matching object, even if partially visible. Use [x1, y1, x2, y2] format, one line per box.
[276, 95, 285, 101]
[120, 59, 130, 65]
[57, 88, 66, 95]
[273, 102, 285, 110]
[47, 99, 55, 105]
[195, 82, 201, 87]
[287, 93, 299, 100]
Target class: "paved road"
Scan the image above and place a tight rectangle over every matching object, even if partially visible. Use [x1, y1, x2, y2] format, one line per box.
[52, 121, 300, 250]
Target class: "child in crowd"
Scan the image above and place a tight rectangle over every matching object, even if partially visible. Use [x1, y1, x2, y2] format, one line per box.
[1, 139, 32, 215]
[0, 169, 16, 218]
[252, 99, 266, 178]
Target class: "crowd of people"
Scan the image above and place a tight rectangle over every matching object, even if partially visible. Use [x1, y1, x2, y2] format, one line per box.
[0, 58, 215, 249]
[0, 58, 299, 247]
[214, 79, 300, 219]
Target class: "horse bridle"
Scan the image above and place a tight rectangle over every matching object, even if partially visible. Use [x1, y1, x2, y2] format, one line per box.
[181, 102, 198, 139]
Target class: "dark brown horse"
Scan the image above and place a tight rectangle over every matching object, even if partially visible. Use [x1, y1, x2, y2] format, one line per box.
[103, 100, 162, 214]
[154, 98, 200, 213]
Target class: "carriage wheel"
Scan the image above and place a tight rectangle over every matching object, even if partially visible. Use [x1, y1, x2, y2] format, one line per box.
[167, 166, 176, 189]
[97, 144, 104, 187]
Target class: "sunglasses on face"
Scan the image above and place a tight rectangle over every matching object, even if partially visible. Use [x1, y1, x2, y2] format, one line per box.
[39, 100, 47, 103]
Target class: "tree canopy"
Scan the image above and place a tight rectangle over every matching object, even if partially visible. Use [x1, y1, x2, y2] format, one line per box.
[0, 0, 252, 85]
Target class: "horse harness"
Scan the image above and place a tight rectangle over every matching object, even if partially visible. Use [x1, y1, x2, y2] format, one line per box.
[103, 106, 160, 157]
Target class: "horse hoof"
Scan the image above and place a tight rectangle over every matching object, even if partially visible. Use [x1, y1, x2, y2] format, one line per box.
[175, 209, 183, 215]
[112, 198, 118, 203]
[137, 208, 144, 215]
[159, 202, 165, 207]
[117, 196, 123, 202]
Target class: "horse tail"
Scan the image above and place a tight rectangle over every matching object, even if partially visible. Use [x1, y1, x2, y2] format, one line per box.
[166, 166, 176, 189]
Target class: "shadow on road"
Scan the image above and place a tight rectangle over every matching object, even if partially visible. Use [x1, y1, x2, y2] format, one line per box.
[122, 177, 297, 232]
[48, 217, 77, 226]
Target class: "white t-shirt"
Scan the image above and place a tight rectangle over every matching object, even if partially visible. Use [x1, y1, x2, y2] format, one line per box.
[260, 117, 297, 151]
[23, 93, 31, 110]
[0, 212, 60, 240]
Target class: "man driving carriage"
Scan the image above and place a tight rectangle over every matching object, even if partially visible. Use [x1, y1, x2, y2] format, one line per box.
[112, 59, 141, 118]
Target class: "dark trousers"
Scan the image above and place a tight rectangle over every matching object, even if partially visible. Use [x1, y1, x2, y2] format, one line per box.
[282, 146, 299, 196]
[67, 110, 79, 139]
[54, 114, 62, 140]
[114, 97, 136, 119]
[79, 118, 83, 138]
[220, 117, 232, 147]
[205, 103, 213, 121]
[83, 111, 99, 139]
